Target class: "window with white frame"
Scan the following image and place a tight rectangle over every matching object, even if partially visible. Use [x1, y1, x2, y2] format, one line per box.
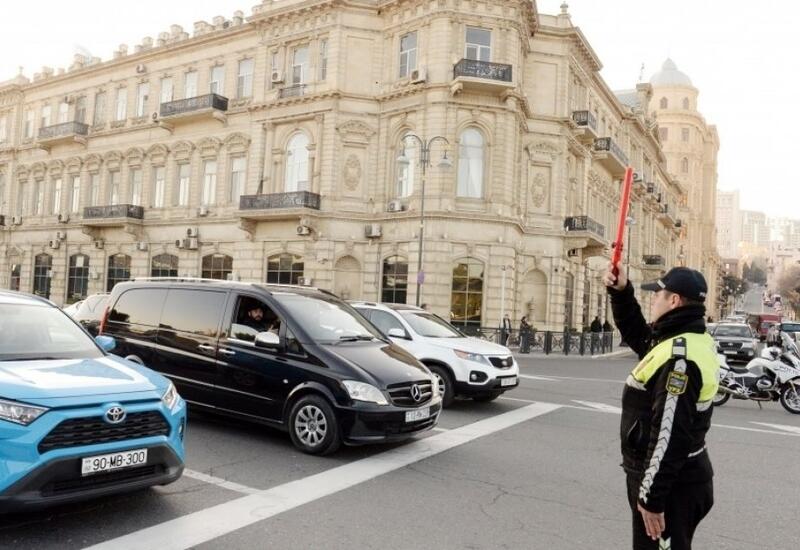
[51, 178, 62, 215]
[210, 66, 225, 95]
[130, 168, 142, 205]
[24, 110, 34, 138]
[291, 46, 309, 85]
[285, 133, 309, 192]
[135, 83, 149, 117]
[152, 166, 165, 208]
[176, 163, 190, 206]
[202, 160, 217, 205]
[93, 92, 106, 125]
[229, 157, 246, 204]
[75, 96, 87, 124]
[58, 102, 69, 123]
[160, 77, 173, 104]
[33, 180, 43, 215]
[399, 32, 418, 78]
[115, 88, 127, 121]
[89, 173, 100, 206]
[41, 105, 51, 128]
[0, 115, 7, 143]
[465, 27, 491, 61]
[109, 171, 120, 205]
[319, 39, 328, 80]
[70, 175, 80, 213]
[184, 71, 198, 98]
[237, 59, 254, 98]
[396, 133, 415, 198]
[457, 128, 485, 198]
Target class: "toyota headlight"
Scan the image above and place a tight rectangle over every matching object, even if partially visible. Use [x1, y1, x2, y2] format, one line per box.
[342, 381, 388, 405]
[0, 398, 48, 426]
[454, 349, 490, 365]
[161, 382, 180, 411]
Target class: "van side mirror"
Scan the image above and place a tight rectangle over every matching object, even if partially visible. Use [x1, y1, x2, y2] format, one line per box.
[255, 331, 280, 348]
[95, 335, 116, 352]
[387, 327, 408, 339]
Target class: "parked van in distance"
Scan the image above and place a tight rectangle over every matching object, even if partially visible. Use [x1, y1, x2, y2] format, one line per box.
[99, 279, 441, 455]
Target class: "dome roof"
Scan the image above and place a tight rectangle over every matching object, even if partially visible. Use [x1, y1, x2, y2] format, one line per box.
[650, 58, 693, 87]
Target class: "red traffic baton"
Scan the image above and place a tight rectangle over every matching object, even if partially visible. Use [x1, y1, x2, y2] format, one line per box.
[611, 166, 634, 278]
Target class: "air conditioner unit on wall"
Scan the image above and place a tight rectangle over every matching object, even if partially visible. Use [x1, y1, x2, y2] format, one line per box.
[49, 239, 60, 250]
[296, 225, 311, 236]
[271, 70, 284, 83]
[410, 66, 427, 84]
[136, 63, 147, 74]
[184, 237, 199, 250]
[198, 206, 209, 217]
[365, 223, 382, 238]
[175, 239, 184, 249]
[58, 213, 70, 224]
[187, 227, 199, 238]
[56, 231, 67, 241]
[94, 240, 105, 249]
[387, 200, 405, 213]
[137, 241, 148, 251]
[297, 276, 312, 287]
[11, 216, 22, 225]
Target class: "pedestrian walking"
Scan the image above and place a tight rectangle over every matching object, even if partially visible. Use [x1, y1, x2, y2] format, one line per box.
[500, 313, 512, 346]
[519, 316, 531, 353]
[603, 262, 719, 550]
[590, 315, 602, 353]
[590, 316, 602, 333]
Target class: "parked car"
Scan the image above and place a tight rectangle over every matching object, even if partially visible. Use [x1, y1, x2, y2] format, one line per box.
[779, 321, 800, 341]
[0, 290, 186, 512]
[65, 293, 109, 336]
[711, 323, 758, 363]
[61, 300, 84, 317]
[99, 280, 440, 456]
[350, 302, 519, 407]
[746, 313, 782, 341]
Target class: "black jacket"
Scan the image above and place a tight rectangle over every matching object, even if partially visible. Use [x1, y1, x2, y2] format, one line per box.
[609, 282, 715, 513]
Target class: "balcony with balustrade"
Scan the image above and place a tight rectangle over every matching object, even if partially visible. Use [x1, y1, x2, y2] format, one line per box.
[158, 94, 228, 128]
[593, 137, 628, 177]
[571, 111, 598, 144]
[278, 84, 307, 99]
[37, 121, 89, 149]
[238, 191, 321, 222]
[451, 59, 514, 94]
[82, 204, 144, 228]
[564, 215, 608, 255]
[643, 254, 666, 272]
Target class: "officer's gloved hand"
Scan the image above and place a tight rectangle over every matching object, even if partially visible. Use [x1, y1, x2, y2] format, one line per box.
[602, 261, 627, 292]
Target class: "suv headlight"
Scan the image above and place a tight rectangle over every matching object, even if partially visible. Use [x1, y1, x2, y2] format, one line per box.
[161, 382, 180, 411]
[342, 381, 388, 405]
[741, 342, 754, 349]
[454, 349, 490, 365]
[0, 398, 48, 426]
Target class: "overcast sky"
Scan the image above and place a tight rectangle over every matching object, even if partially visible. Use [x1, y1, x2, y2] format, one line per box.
[1, 1, 792, 218]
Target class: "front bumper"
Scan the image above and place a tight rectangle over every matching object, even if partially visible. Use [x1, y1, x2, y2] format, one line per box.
[454, 374, 519, 396]
[337, 401, 442, 445]
[719, 348, 756, 363]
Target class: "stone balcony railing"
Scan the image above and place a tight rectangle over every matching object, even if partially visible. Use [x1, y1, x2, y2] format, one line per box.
[240, 191, 321, 211]
[453, 59, 513, 82]
[278, 84, 307, 99]
[38, 121, 90, 141]
[593, 137, 629, 167]
[83, 204, 144, 221]
[643, 255, 666, 267]
[159, 93, 228, 118]
[564, 215, 606, 239]
[572, 110, 597, 130]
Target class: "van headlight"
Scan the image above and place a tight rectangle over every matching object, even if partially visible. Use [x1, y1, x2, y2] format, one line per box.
[161, 382, 180, 411]
[342, 381, 388, 405]
[0, 398, 48, 426]
[454, 349, 490, 365]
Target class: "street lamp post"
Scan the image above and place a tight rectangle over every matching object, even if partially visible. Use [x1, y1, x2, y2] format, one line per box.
[396, 134, 452, 307]
[625, 216, 636, 278]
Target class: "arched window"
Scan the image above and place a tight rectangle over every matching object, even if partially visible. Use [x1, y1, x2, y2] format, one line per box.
[9, 263, 21, 292]
[396, 133, 415, 198]
[457, 128, 484, 198]
[33, 253, 52, 298]
[659, 97, 668, 109]
[681, 157, 689, 173]
[151, 253, 178, 278]
[202, 254, 233, 280]
[266, 253, 304, 285]
[285, 133, 310, 192]
[67, 254, 89, 303]
[107, 254, 131, 291]
[450, 258, 484, 333]
[682, 97, 690, 110]
[381, 256, 408, 304]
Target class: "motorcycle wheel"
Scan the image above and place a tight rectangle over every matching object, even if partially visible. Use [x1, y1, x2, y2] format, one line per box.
[712, 391, 730, 407]
[779, 382, 800, 414]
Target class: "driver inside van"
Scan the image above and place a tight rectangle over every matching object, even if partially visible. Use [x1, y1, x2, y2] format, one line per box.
[236, 298, 280, 340]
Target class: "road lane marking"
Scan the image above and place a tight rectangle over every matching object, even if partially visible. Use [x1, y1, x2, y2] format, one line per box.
[518, 374, 560, 382]
[518, 373, 625, 384]
[431, 426, 449, 432]
[182, 469, 261, 495]
[572, 400, 624, 414]
[749, 422, 800, 435]
[85, 401, 562, 550]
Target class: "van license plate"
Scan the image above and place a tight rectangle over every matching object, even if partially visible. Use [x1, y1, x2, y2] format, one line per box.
[405, 407, 430, 423]
[81, 448, 148, 476]
[500, 376, 518, 387]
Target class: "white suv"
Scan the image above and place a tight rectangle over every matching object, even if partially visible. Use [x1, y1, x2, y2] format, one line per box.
[351, 302, 519, 407]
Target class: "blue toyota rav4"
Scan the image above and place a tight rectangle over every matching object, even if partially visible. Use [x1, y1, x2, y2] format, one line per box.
[0, 290, 186, 512]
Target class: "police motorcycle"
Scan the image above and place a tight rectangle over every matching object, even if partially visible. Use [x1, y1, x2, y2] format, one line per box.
[713, 332, 800, 414]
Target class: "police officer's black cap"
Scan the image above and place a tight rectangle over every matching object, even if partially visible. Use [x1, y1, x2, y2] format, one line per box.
[640, 267, 708, 302]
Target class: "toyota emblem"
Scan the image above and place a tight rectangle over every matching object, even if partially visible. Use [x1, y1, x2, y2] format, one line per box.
[105, 406, 126, 424]
[410, 384, 422, 402]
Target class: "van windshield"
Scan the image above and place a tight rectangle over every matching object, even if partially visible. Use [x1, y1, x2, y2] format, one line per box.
[272, 294, 382, 343]
[0, 304, 103, 361]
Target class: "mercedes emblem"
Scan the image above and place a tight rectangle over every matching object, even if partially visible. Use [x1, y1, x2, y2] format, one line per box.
[410, 384, 422, 402]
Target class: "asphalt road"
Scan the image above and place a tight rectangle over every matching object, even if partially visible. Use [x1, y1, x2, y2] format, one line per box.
[1, 352, 798, 549]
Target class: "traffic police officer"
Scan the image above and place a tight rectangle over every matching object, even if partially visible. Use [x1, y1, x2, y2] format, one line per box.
[603, 264, 719, 550]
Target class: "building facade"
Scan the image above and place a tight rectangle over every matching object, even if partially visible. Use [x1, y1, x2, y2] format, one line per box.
[716, 189, 740, 259]
[0, 0, 684, 331]
[648, 59, 720, 311]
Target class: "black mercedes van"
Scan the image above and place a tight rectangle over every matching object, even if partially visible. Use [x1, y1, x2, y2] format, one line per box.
[99, 280, 441, 455]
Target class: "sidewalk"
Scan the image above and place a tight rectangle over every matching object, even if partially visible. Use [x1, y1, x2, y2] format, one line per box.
[509, 333, 635, 361]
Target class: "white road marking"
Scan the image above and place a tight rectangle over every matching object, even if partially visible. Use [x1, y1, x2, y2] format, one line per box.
[572, 400, 624, 414]
[430, 426, 449, 432]
[749, 422, 800, 435]
[182, 469, 261, 495]
[518, 373, 625, 384]
[85, 402, 562, 550]
[518, 374, 560, 382]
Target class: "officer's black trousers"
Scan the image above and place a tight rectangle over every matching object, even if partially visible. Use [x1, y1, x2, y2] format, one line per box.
[626, 473, 713, 550]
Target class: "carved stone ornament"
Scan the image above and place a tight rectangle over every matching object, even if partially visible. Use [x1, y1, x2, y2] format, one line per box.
[104, 151, 122, 171]
[65, 157, 83, 174]
[529, 141, 560, 160]
[47, 159, 64, 176]
[343, 155, 362, 191]
[146, 144, 170, 165]
[85, 154, 103, 173]
[172, 140, 195, 161]
[224, 132, 251, 153]
[336, 120, 375, 146]
[125, 147, 145, 167]
[30, 162, 47, 180]
[15, 165, 29, 181]
[531, 173, 547, 208]
[198, 137, 222, 159]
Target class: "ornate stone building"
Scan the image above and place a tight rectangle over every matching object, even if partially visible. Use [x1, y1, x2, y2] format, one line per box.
[0, 0, 685, 331]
